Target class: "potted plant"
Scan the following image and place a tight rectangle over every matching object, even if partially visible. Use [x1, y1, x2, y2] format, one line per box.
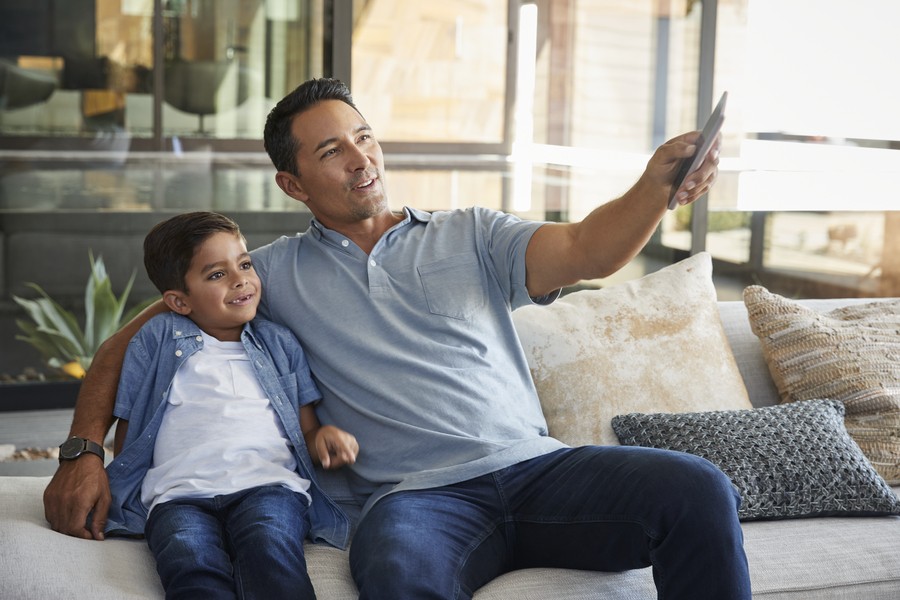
[2, 253, 156, 411]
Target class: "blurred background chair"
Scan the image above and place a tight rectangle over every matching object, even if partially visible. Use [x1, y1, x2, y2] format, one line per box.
[164, 60, 251, 135]
[0, 59, 57, 111]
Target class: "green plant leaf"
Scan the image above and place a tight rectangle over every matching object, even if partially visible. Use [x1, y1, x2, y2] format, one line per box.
[13, 252, 157, 377]
[14, 320, 74, 365]
[13, 291, 85, 353]
[14, 319, 84, 364]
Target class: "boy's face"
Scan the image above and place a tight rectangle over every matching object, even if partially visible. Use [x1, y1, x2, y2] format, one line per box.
[163, 231, 260, 342]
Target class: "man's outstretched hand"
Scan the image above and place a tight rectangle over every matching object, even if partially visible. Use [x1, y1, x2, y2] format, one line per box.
[43, 456, 111, 540]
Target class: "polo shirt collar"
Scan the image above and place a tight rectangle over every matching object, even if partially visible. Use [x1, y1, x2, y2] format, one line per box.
[309, 207, 431, 234]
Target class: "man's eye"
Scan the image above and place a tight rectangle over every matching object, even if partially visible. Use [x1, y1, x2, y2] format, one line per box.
[322, 148, 337, 158]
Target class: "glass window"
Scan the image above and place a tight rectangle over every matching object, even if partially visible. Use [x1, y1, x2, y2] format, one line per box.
[350, 0, 509, 144]
[0, 0, 327, 215]
[0, 0, 153, 137]
[0, 0, 325, 143]
[711, 0, 900, 297]
[162, 0, 325, 140]
[525, 0, 703, 237]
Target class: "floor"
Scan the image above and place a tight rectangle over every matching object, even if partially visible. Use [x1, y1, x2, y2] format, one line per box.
[0, 408, 75, 476]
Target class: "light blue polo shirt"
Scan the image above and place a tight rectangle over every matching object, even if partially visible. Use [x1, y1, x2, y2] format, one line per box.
[252, 206, 565, 516]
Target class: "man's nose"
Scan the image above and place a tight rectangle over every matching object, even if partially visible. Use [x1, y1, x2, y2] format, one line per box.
[347, 144, 371, 170]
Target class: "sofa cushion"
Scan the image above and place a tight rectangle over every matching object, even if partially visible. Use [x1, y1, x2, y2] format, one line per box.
[512, 252, 752, 447]
[743, 285, 900, 484]
[612, 399, 900, 520]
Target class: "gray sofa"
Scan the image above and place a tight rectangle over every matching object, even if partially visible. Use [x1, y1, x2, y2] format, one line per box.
[2, 269, 899, 598]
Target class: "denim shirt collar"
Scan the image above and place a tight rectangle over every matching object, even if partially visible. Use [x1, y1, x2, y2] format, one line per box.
[167, 314, 263, 351]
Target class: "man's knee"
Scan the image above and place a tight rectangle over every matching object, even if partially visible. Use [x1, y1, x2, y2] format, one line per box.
[651, 451, 741, 528]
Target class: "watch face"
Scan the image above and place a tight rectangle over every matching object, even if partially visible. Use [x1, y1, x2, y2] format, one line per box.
[59, 437, 85, 459]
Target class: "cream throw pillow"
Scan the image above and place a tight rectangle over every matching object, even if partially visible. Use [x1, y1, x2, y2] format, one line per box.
[512, 252, 752, 447]
[743, 285, 900, 484]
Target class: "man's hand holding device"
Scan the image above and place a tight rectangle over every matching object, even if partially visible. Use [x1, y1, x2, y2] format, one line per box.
[668, 91, 727, 210]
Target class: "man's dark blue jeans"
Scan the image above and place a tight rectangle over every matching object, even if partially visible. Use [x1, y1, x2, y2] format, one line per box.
[350, 446, 751, 599]
[145, 485, 314, 600]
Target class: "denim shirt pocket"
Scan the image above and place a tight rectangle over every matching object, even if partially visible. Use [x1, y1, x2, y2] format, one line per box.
[417, 253, 487, 320]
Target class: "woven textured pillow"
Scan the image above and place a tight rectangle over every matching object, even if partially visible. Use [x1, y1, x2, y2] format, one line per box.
[512, 252, 751, 447]
[611, 399, 900, 521]
[743, 285, 900, 484]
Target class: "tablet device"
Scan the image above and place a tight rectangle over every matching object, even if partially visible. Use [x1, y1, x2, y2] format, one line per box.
[668, 91, 727, 210]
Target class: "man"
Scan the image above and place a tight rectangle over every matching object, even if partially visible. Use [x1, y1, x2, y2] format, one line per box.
[45, 78, 750, 599]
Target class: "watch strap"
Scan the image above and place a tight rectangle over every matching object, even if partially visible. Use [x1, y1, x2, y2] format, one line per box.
[58, 437, 106, 463]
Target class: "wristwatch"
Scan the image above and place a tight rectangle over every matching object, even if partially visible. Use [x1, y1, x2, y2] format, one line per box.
[58, 437, 106, 463]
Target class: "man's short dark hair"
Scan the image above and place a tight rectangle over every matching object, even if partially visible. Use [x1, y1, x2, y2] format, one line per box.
[263, 78, 360, 176]
[143, 211, 242, 293]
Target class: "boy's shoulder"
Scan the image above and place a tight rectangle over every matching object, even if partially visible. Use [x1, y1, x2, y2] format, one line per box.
[248, 317, 297, 340]
[133, 312, 198, 343]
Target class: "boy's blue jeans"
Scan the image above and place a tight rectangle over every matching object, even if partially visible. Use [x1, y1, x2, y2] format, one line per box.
[350, 446, 751, 600]
[145, 485, 314, 600]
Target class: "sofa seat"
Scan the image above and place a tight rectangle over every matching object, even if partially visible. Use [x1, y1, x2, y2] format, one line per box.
[2, 475, 898, 599]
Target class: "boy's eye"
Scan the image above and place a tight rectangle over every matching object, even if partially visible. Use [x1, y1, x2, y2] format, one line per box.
[240, 261, 253, 270]
[208, 271, 224, 280]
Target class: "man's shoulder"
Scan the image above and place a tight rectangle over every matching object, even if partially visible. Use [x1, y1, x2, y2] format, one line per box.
[251, 231, 307, 257]
[426, 206, 529, 228]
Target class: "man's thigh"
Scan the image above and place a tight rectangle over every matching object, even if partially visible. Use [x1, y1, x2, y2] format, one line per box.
[350, 477, 509, 600]
[499, 445, 727, 572]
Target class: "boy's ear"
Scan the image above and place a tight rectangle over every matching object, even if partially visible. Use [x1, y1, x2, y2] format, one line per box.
[162, 290, 191, 315]
[274, 171, 310, 205]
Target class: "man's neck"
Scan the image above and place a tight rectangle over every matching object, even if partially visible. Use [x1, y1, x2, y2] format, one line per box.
[323, 210, 405, 254]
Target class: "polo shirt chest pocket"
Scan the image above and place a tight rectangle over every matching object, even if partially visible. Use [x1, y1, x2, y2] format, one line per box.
[417, 253, 487, 320]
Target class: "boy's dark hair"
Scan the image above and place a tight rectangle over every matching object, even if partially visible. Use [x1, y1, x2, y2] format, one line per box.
[143, 212, 242, 293]
[263, 78, 360, 176]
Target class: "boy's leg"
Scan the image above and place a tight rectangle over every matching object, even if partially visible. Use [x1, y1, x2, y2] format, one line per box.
[501, 446, 752, 600]
[145, 499, 236, 600]
[223, 485, 315, 600]
[350, 475, 509, 600]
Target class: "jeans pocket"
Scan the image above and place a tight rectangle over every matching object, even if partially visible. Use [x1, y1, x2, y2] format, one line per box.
[417, 253, 487, 320]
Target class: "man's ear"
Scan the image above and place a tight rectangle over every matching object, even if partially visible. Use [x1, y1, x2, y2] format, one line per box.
[162, 290, 192, 315]
[274, 171, 309, 206]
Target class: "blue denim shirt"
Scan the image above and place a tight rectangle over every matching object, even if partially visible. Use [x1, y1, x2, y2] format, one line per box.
[105, 312, 350, 550]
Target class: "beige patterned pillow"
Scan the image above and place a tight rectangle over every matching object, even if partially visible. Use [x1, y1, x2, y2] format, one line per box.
[743, 285, 900, 484]
[512, 252, 752, 447]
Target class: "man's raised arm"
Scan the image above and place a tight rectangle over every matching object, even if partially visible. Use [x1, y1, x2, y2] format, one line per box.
[43, 299, 167, 540]
[525, 131, 720, 297]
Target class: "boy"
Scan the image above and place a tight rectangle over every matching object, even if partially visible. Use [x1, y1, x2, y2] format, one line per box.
[104, 211, 356, 599]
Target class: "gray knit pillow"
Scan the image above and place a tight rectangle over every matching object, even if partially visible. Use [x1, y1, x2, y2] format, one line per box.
[611, 399, 900, 521]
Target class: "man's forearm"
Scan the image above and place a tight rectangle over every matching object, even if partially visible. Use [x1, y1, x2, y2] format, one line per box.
[67, 299, 167, 444]
[67, 338, 128, 444]
[574, 176, 667, 277]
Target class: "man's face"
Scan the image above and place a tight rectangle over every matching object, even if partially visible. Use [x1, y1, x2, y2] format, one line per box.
[287, 100, 388, 228]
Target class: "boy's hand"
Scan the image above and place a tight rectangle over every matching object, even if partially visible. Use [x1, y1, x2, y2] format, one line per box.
[313, 425, 359, 469]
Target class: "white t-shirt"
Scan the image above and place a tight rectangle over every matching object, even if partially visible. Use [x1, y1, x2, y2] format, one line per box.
[141, 331, 311, 514]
